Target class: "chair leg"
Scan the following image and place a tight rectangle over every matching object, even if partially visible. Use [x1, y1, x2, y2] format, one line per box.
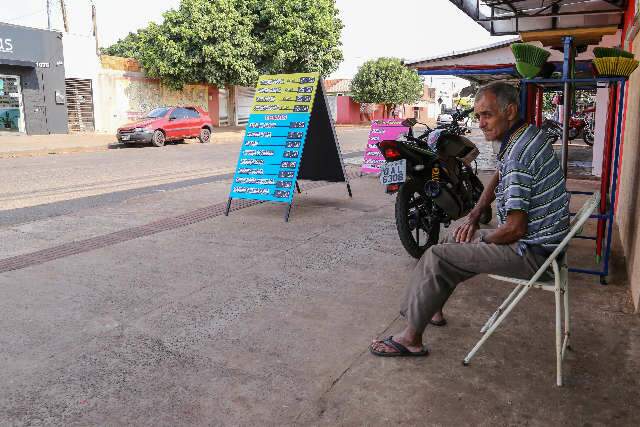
[563, 269, 571, 355]
[464, 284, 532, 365]
[481, 284, 522, 333]
[553, 262, 563, 387]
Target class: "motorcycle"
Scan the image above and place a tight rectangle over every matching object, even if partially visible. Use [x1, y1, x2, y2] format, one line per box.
[543, 106, 595, 146]
[377, 108, 492, 259]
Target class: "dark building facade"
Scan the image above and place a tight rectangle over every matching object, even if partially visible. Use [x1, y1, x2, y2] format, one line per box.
[0, 23, 67, 135]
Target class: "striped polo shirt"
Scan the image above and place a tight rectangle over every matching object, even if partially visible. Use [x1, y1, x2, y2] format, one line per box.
[495, 122, 570, 256]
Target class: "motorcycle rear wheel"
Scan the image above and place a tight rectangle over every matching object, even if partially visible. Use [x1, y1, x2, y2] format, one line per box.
[395, 179, 440, 259]
[583, 129, 594, 146]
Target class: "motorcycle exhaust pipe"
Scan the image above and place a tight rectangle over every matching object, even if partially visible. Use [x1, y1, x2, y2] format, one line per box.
[425, 180, 464, 220]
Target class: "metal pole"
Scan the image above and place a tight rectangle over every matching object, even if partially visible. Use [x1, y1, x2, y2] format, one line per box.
[561, 81, 571, 175]
[92, 3, 100, 56]
[284, 203, 293, 222]
[560, 36, 574, 176]
[46, 0, 52, 30]
[224, 198, 232, 216]
[59, 0, 69, 32]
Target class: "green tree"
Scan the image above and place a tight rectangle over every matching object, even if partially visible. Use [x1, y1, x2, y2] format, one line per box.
[101, 29, 146, 58]
[350, 57, 423, 117]
[134, 0, 262, 90]
[103, 0, 343, 89]
[253, 0, 343, 75]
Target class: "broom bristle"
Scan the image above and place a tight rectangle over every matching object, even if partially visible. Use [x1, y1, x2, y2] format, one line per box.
[618, 49, 635, 59]
[511, 43, 550, 67]
[594, 47, 635, 59]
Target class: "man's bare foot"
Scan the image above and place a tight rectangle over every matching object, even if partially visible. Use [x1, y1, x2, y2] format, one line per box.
[430, 311, 447, 326]
[370, 330, 424, 355]
[431, 311, 444, 322]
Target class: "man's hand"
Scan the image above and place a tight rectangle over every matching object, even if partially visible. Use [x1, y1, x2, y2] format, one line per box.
[453, 171, 499, 243]
[454, 210, 481, 243]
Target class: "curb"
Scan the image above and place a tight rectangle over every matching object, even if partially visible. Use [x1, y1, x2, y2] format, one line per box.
[0, 135, 246, 159]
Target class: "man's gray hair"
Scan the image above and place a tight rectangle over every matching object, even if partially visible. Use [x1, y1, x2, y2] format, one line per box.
[475, 82, 519, 111]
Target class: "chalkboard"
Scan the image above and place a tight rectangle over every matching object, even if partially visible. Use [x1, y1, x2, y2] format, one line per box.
[226, 72, 351, 221]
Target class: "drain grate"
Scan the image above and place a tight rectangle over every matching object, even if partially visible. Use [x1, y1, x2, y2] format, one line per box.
[0, 171, 363, 274]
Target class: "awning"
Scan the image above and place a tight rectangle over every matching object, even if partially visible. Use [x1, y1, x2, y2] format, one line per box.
[406, 38, 519, 83]
[448, 1, 627, 37]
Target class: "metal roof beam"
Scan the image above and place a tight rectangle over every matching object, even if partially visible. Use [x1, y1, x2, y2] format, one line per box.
[475, 9, 624, 21]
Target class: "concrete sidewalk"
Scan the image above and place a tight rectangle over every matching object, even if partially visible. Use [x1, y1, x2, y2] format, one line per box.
[0, 127, 248, 158]
[0, 169, 638, 425]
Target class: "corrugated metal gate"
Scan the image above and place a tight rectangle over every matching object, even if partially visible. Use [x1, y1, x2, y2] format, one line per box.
[65, 78, 95, 132]
[218, 87, 229, 126]
[235, 86, 255, 125]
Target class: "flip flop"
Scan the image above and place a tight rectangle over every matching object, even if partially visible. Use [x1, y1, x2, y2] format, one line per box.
[369, 336, 429, 357]
[430, 318, 447, 327]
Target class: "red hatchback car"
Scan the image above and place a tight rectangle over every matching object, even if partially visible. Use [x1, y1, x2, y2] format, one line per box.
[117, 106, 213, 147]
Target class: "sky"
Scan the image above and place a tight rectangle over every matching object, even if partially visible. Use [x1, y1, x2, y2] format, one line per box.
[0, 0, 511, 78]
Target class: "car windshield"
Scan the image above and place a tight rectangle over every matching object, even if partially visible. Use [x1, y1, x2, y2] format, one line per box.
[144, 107, 169, 118]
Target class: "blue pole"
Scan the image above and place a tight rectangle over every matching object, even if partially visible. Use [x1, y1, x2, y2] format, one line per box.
[560, 36, 574, 175]
[519, 83, 528, 121]
[562, 37, 573, 79]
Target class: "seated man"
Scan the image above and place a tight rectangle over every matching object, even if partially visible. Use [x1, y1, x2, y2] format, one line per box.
[370, 82, 570, 357]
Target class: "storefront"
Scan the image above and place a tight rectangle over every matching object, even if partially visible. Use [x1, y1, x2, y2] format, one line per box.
[0, 23, 67, 135]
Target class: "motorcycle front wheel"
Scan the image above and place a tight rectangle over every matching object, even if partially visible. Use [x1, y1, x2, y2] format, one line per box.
[395, 179, 440, 259]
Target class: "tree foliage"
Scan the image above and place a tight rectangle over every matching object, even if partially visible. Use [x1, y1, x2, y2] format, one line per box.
[254, 0, 343, 75]
[101, 29, 147, 58]
[350, 57, 423, 113]
[104, 0, 343, 89]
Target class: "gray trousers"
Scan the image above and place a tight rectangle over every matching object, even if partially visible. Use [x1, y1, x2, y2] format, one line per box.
[400, 228, 549, 332]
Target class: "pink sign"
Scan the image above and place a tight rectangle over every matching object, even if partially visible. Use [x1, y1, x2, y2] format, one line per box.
[361, 119, 409, 174]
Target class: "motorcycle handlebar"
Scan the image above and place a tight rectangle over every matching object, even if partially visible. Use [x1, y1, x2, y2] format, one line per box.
[452, 107, 474, 121]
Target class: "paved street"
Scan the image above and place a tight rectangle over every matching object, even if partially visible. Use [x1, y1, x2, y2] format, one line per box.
[0, 128, 367, 211]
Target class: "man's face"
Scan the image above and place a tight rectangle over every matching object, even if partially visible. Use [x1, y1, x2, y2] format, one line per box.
[474, 91, 518, 142]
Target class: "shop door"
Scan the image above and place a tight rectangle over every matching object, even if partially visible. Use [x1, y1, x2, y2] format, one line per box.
[65, 78, 95, 132]
[0, 74, 25, 133]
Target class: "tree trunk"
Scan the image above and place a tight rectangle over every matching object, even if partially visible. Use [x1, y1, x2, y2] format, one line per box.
[385, 104, 392, 119]
[226, 85, 237, 127]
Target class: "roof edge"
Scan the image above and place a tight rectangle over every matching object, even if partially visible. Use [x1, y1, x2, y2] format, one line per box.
[406, 37, 520, 67]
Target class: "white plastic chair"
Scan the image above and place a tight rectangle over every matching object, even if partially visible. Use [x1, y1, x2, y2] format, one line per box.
[463, 192, 600, 386]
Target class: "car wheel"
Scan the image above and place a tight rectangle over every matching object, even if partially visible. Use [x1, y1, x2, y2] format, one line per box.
[199, 127, 211, 143]
[151, 130, 165, 147]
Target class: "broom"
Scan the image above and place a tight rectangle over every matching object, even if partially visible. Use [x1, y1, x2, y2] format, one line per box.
[511, 43, 551, 78]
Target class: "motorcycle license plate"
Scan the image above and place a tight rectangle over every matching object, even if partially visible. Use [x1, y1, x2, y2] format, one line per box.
[380, 159, 406, 185]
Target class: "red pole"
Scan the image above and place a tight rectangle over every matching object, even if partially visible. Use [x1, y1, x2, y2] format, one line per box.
[535, 86, 543, 127]
[596, 86, 617, 261]
[526, 83, 537, 124]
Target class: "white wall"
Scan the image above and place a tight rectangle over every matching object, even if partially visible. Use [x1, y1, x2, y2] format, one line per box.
[592, 88, 610, 177]
[62, 33, 100, 79]
[62, 33, 104, 131]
